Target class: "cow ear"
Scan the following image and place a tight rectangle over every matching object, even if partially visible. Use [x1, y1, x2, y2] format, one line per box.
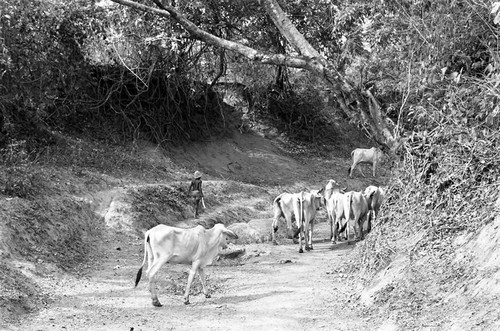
[318, 187, 324, 194]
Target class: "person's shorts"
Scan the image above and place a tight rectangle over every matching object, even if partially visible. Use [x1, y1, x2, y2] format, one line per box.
[189, 191, 202, 200]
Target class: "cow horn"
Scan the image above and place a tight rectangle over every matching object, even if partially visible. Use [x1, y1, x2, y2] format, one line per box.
[224, 229, 239, 239]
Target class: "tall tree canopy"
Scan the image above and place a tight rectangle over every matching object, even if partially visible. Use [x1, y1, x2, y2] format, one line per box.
[110, 0, 398, 148]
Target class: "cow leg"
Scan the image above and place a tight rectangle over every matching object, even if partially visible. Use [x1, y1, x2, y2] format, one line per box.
[361, 214, 368, 240]
[355, 213, 365, 240]
[308, 220, 314, 250]
[293, 200, 302, 248]
[354, 216, 360, 240]
[184, 264, 199, 305]
[198, 267, 211, 299]
[345, 219, 351, 243]
[305, 219, 314, 250]
[271, 217, 279, 245]
[349, 162, 356, 178]
[331, 215, 341, 245]
[330, 226, 337, 247]
[337, 218, 348, 241]
[358, 217, 364, 240]
[328, 212, 334, 240]
[298, 225, 304, 253]
[284, 210, 294, 240]
[366, 211, 373, 234]
[358, 164, 366, 177]
[372, 161, 377, 177]
[146, 255, 170, 307]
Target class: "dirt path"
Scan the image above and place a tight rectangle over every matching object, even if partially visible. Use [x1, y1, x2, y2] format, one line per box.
[13, 221, 368, 331]
[4, 132, 384, 331]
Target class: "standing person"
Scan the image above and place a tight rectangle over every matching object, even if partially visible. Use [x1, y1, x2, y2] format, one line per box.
[188, 171, 204, 218]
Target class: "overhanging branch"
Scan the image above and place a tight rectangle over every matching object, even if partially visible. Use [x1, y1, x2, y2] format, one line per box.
[110, 0, 313, 69]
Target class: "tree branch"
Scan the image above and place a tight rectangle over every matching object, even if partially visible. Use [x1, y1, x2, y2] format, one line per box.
[109, 0, 398, 148]
[111, 0, 313, 69]
[261, 0, 322, 60]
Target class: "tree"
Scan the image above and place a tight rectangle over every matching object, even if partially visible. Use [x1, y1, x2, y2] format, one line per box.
[110, 0, 399, 149]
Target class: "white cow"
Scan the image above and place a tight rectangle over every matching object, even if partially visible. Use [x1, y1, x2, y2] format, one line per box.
[343, 191, 370, 241]
[271, 192, 302, 244]
[327, 191, 350, 244]
[323, 180, 345, 240]
[363, 185, 386, 232]
[323, 179, 341, 201]
[294, 189, 325, 253]
[271, 189, 324, 252]
[348, 147, 384, 178]
[329, 190, 372, 244]
[135, 223, 238, 307]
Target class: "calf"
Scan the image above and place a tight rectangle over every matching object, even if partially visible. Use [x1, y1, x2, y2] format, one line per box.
[348, 147, 384, 178]
[135, 223, 238, 307]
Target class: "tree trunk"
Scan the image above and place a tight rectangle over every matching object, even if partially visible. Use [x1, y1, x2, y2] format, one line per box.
[111, 0, 399, 149]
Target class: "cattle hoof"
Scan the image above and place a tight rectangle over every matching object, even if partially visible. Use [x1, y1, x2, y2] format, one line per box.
[299, 248, 304, 253]
[184, 299, 190, 305]
[205, 293, 211, 299]
[152, 299, 163, 307]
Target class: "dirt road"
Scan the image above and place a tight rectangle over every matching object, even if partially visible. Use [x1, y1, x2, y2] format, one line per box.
[11, 221, 369, 331]
[3, 131, 383, 331]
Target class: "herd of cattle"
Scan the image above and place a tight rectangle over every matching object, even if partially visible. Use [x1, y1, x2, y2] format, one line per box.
[135, 147, 386, 307]
[272, 146, 386, 253]
[272, 179, 386, 253]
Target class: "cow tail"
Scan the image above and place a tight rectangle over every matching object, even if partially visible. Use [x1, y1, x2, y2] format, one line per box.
[348, 150, 355, 175]
[338, 221, 347, 234]
[135, 233, 150, 287]
[345, 192, 353, 239]
[272, 195, 283, 233]
[347, 192, 353, 221]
